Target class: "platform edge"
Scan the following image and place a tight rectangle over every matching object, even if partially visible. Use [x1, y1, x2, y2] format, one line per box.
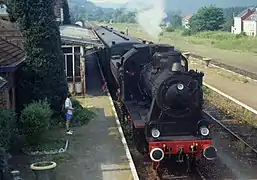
[96, 57, 140, 180]
[203, 82, 257, 115]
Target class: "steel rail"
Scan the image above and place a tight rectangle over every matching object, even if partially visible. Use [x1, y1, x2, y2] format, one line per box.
[203, 110, 257, 154]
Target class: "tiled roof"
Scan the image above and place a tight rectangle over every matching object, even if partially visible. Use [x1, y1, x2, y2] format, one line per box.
[0, 76, 7, 90]
[0, 38, 25, 68]
[184, 15, 192, 20]
[235, 7, 255, 17]
[245, 11, 257, 21]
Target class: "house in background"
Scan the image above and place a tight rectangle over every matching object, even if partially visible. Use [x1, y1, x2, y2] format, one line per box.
[182, 15, 192, 29]
[231, 7, 257, 36]
[243, 11, 257, 36]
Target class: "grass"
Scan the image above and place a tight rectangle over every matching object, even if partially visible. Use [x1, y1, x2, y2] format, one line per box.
[203, 85, 257, 127]
[105, 22, 257, 53]
[189, 60, 249, 84]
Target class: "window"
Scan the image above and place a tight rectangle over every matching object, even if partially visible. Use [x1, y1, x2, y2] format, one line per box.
[66, 55, 73, 77]
[62, 47, 72, 54]
[74, 47, 80, 54]
[75, 54, 80, 76]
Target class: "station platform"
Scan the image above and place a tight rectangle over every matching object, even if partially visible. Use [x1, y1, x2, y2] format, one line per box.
[55, 50, 137, 180]
[189, 60, 257, 112]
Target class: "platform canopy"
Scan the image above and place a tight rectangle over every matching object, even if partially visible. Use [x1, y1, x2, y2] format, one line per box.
[60, 25, 103, 47]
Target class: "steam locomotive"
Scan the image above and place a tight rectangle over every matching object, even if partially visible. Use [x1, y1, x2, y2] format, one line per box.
[93, 25, 217, 171]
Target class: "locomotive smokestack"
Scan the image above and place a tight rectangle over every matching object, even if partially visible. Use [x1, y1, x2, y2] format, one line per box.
[167, 51, 182, 72]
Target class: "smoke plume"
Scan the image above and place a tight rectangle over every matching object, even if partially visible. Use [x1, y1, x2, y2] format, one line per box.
[125, 0, 167, 40]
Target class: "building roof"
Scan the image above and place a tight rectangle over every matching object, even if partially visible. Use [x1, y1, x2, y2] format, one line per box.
[60, 25, 103, 46]
[244, 11, 257, 21]
[0, 19, 20, 31]
[0, 76, 8, 90]
[0, 38, 25, 72]
[94, 25, 140, 48]
[184, 15, 192, 20]
[235, 7, 255, 17]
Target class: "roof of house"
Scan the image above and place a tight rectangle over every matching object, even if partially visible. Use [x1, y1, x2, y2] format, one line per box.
[0, 38, 25, 71]
[0, 19, 20, 31]
[244, 11, 257, 21]
[235, 7, 256, 17]
[184, 15, 192, 20]
[0, 76, 8, 90]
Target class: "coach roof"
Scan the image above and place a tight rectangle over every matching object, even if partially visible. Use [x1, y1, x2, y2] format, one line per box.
[94, 25, 140, 48]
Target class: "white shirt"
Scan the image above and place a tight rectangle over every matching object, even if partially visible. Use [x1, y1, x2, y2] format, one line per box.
[65, 98, 73, 115]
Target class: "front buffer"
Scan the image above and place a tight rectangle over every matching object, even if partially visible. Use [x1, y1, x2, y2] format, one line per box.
[148, 138, 217, 172]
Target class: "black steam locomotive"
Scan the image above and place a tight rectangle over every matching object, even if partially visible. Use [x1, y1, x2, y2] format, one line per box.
[93, 25, 217, 171]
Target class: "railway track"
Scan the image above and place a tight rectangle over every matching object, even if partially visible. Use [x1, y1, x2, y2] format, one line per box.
[140, 155, 206, 180]
[204, 103, 257, 156]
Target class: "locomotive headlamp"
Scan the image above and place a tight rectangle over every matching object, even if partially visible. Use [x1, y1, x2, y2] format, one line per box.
[151, 128, 160, 138]
[200, 126, 210, 136]
[177, 83, 184, 90]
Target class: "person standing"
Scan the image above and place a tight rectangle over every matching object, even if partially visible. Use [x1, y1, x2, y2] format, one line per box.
[65, 93, 74, 135]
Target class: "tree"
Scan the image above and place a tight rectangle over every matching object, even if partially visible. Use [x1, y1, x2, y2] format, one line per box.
[69, 3, 136, 23]
[221, 18, 233, 32]
[62, 0, 71, 24]
[166, 11, 182, 28]
[189, 5, 225, 32]
[7, 0, 68, 113]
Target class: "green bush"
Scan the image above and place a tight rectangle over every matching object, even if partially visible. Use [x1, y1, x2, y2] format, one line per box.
[181, 28, 192, 36]
[70, 99, 94, 126]
[73, 108, 94, 126]
[71, 99, 83, 109]
[0, 109, 16, 150]
[166, 25, 175, 32]
[20, 100, 53, 145]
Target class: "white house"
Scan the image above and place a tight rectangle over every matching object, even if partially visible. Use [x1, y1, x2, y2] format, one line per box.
[231, 7, 256, 35]
[182, 15, 192, 29]
[243, 12, 257, 36]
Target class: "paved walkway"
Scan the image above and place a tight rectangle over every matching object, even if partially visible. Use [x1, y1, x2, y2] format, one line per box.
[189, 60, 257, 111]
[56, 51, 134, 180]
